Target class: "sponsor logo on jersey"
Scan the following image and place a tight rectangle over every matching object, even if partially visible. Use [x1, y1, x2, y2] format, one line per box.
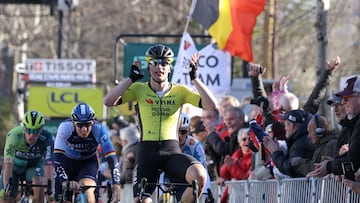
[15, 151, 42, 159]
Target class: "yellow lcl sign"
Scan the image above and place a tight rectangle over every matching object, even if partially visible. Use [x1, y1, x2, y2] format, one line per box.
[27, 86, 104, 118]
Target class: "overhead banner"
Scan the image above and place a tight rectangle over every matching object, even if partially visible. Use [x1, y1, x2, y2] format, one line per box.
[24, 59, 96, 83]
[172, 32, 231, 97]
[27, 86, 104, 118]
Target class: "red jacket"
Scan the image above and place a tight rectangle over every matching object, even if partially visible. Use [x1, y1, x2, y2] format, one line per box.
[216, 122, 229, 141]
[219, 149, 252, 180]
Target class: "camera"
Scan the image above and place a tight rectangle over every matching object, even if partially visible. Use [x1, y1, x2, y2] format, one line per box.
[342, 162, 355, 180]
[250, 96, 270, 112]
[246, 63, 263, 74]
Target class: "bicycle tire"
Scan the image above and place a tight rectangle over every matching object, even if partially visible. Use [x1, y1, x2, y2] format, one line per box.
[192, 179, 199, 203]
[19, 194, 30, 203]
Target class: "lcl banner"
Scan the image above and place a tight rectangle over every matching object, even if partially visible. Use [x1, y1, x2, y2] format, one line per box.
[27, 86, 104, 118]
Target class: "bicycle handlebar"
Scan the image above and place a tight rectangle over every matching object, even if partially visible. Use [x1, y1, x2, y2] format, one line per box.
[79, 184, 110, 192]
[6, 177, 52, 194]
[139, 177, 193, 188]
[62, 181, 113, 203]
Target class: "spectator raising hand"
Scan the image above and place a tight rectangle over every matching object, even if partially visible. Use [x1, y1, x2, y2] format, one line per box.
[248, 63, 266, 77]
[325, 56, 341, 71]
[274, 72, 296, 92]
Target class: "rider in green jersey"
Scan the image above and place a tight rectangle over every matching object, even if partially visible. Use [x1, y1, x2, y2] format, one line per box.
[0, 111, 53, 203]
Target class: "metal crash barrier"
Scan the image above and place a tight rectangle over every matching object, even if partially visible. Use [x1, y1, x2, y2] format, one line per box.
[208, 177, 360, 203]
[102, 177, 359, 202]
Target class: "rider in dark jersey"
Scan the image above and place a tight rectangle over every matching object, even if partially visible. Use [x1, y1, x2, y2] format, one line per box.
[0, 111, 53, 203]
[53, 103, 121, 203]
[103, 44, 218, 203]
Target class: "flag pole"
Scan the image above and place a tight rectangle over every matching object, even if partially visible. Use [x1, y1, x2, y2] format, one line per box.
[183, 0, 198, 33]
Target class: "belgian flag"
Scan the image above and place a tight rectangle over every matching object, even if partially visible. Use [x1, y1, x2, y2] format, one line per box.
[191, 0, 267, 62]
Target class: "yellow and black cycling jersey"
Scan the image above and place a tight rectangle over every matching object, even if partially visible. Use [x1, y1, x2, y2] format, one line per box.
[118, 82, 201, 141]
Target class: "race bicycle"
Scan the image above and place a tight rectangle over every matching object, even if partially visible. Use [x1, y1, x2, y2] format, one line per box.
[61, 181, 113, 203]
[6, 177, 52, 203]
[138, 177, 199, 203]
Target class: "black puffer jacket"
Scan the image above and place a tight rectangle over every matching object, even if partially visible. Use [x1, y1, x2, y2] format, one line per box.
[205, 131, 230, 175]
[270, 118, 315, 178]
[327, 114, 360, 175]
[335, 118, 352, 157]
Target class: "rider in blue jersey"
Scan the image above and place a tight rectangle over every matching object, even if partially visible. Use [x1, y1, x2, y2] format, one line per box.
[177, 113, 212, 202]
[53, 103, 120, 203]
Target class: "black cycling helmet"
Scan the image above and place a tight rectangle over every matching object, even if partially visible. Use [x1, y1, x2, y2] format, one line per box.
[113, 115, 129, 129]
[145, 44, 174, 64]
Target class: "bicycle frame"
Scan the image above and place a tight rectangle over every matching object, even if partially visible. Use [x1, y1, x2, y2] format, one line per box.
[156, 183, 178, 203]
[19, 181, 31, 203]
[138, 177, 199, 203]
[76, 192, 87, 203]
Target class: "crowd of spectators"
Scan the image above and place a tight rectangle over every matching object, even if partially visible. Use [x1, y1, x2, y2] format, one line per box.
[100, 55, 360, 202]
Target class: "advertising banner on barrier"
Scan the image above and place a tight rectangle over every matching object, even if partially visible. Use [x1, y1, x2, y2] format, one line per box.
[27, 86, 104, 118]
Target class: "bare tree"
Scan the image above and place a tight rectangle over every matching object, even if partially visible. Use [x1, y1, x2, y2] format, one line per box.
[0, 0, 359, 99]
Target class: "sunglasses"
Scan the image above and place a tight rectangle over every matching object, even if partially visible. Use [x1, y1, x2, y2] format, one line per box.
[149, 59, 170, 67]
[179, 130, 188, 135]
[330, 103, 342, 108]
[24, 127, 42, 135]
[75, 122, 93, 128]
[241, 137, 250, 142]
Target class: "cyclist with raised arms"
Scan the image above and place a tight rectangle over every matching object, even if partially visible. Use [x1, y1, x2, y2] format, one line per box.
[53, 103, 121, 203]
[103, 44, 218, 203]
[0, 111, 53, 203]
